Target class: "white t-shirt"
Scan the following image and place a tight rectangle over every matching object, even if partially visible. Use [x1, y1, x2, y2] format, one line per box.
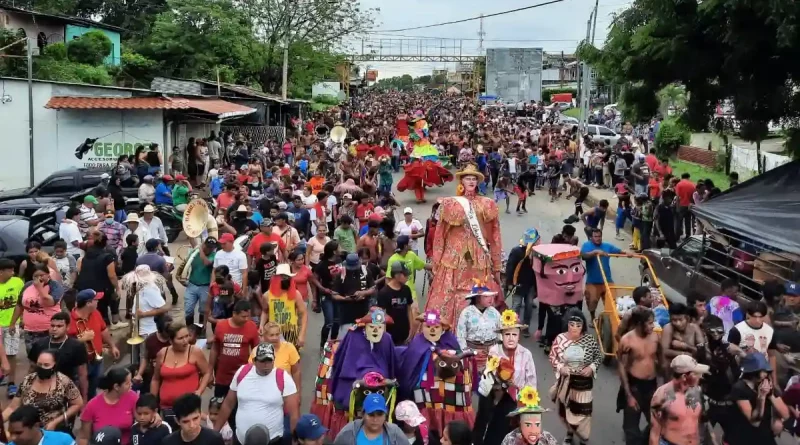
[58, 221, 84, 257]
[326, 195, 337, 223]
[302, 194, 318, 206]
[138, 284, 165, 336]
[395, 219, 424, 252]
[213, 249, 248, 285]
[231, 366, 297, 443]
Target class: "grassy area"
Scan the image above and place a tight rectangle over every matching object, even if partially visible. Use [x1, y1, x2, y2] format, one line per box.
[670, 159, 730, 190]
[563, 107, 581, 118]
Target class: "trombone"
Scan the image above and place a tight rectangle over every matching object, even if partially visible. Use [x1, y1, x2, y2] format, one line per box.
[127, 284, 145, 346]
[76, 319, 103, 362]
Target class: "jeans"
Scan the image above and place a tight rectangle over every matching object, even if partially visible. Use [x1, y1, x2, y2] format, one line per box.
[319, 298, 338, 348]
[634, 182, 647, 196]
[87, 360, 103, 400]
[675, 206, 692, 239]
[512, 286, 535, 329]
[392, 155, 400, 172]
[184, 283, 209, 326]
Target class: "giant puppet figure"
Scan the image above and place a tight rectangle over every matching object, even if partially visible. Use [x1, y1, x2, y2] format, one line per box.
[313, 307, 398, 438]
[531, 244, 586, 346]
[397, 309, 476, 433]
[396, 110, 453, 203]
[500, 387, 559, 445]
[423, 163, 503, 323]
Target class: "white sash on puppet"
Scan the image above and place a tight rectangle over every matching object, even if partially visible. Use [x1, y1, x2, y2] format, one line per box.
[454, 197, 489, 255]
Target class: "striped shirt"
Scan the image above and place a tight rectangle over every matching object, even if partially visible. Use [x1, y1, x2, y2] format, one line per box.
[98, 221, 127, 254]
[78, 205, 98, 236]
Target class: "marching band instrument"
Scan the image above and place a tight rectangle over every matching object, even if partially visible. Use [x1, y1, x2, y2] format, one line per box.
[315, 124, 330, 139]
[77, 319, 103, 362]
[330, 125, 347, 145]
[127, 284, 145, 346]
[182, 199, 210, 239]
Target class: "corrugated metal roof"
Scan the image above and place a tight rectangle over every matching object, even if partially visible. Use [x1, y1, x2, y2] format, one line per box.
[44, 96, 256, 119]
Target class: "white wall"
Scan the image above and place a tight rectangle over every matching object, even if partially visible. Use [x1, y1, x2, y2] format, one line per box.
[0, 79, 164, 190]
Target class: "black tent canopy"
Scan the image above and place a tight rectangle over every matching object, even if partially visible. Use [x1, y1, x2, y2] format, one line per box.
[691, 160, 800, 254]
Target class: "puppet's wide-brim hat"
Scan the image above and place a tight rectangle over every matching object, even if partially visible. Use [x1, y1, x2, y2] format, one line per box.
[416, 309, 450, 329]
[455, 163, 485, 182]
[496, 309, 529, 332]
[508, 386, 548, 417]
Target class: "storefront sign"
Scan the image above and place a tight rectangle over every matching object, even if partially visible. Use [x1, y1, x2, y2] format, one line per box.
[81, 141, 154, 169]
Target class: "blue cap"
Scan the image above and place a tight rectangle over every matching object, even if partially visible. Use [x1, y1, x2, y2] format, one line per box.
[786, 281, 800, 296]
[363, 393, 387, 415]
[740, 352, 772, 374]
[76, 289, 101, 303]
[295, 414, 328, 440]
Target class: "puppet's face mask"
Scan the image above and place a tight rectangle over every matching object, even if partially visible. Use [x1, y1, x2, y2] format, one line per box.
[502, 329, 520, 350]
[423, 324, 443, 343]
[365, 322, 386, 344]
[520, 413, 543, 444]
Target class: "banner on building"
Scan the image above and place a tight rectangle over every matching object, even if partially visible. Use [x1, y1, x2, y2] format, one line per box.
[366, 70, 378, 81]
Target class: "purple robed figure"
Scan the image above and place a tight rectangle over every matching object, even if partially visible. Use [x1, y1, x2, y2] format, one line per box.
[397, 330, 460, 400]
[329, 326, 397, 408]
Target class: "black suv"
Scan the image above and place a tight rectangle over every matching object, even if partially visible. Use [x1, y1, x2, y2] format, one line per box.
[0, 168, 109, 203]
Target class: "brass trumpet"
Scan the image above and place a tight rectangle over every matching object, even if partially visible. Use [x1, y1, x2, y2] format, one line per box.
[76, 319, 103, 362]
[128, 286, 145, 346]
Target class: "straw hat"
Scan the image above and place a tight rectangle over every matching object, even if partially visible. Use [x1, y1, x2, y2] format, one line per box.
[507, 386, 548, 417]
[496, 309, 529, 332]
[124, 213, 140, 224]
[455, 163, 485, 182]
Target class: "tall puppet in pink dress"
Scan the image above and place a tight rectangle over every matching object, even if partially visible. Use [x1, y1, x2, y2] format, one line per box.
[422, 163, 504, 324]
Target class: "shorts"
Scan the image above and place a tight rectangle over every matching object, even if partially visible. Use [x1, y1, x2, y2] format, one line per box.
[548, 176, 559, 190]
[1, 326, 19, 356]
[584, 283, 611, 311]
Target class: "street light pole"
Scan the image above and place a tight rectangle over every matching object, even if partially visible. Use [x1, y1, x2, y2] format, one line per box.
[27, 37, 34, 187]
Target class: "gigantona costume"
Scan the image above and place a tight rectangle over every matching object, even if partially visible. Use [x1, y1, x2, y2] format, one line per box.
[396, 110, 453, 203]
[397, 309, 475, 433]
[531, 244, 586, 346]
[423, 163, 503, 323]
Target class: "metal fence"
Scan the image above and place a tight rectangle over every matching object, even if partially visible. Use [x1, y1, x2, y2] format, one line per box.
[221, 125, 286, 145]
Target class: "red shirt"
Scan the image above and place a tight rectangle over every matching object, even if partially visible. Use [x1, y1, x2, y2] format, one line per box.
[68, 308, 107, 359]
[675, 179, 697, 207]
[645, 154, 658, 172]
[213, 318, 259, 386]
[648, 178, 661, 200]
[247, 232, 287, 258]
[653, 163, 673, 178]
[356, 203, 374, 224]
[217, 192, 236, 211]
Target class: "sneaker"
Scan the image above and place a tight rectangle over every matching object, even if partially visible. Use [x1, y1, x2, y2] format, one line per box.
[615, 234, 625, 241]
[111, 321, 129, 330]
[7, 384, 17, 398]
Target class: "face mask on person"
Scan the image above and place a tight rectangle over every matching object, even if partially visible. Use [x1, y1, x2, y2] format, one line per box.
[35, 366, 55, 380]
[106, 217, 114, 225]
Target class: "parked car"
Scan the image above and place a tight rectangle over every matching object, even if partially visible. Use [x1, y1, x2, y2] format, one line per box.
[558, 115, 580, 126]
[0, 167, 139, 204]
[0, 215, 55, 272]
[586, 124, 621, 146]
[0, 197, 71, 218]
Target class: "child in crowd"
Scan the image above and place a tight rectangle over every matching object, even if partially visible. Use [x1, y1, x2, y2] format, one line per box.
[614, 179, 632, 241]
[245, 270, 264, 324]
[52, 240, 77, 288]
[630, 194, 647, 251]
[254, 242, 279, 289]
[204, 397, 233, 445]
[132, 394, 172, 445]
[120, 234, 140, 275]
[206, 265, 241, 337]
[333, 215, 359, 255]
[494, 175, 513, 214]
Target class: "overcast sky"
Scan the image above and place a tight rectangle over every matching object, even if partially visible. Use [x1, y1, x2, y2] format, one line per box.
[348, 0, 631, 79]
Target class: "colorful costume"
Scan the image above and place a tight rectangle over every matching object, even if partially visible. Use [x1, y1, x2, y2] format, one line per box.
[489, 310, 538, 390]
[396, 111, 453, 203]
[457, 281, 501, 381]
[474, 355, 518, 445]
[316, 308, 398, 438]
[396, 114, 410, 144]
[500, 387, 558, 445]
[397, 310, 475, 433]
[531, 244, 586, 345]
[423, 164, 503, 323]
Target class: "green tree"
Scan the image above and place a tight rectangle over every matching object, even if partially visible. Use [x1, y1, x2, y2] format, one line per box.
[0, 29, 27, 78]
[657, 83, 686, 116]
[67, 31, 113, 65]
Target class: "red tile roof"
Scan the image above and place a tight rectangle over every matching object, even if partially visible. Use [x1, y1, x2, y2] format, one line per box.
[45, 96, 256, 118]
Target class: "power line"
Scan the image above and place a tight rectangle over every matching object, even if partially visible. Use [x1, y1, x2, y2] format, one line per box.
[361, 33, 584, 42]
[366, 0, 566, 33]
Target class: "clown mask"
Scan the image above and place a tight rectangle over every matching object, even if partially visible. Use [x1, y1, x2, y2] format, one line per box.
[365, 310, 387, 344]
[423, 324, 444, 343]
[519, 413, 543, 445]
[502, 328, 520, 350]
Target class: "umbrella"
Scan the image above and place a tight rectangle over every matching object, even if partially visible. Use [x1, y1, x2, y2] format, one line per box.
[334, 178, 363, 195]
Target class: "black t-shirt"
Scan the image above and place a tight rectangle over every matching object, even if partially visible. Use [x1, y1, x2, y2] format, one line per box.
[131, 423, 172, 445]
[162, 427, 224, 445]
[726, 380, 777, 445]
[75, 247, 115, 292]
[120, 247, 138, 276]
[254, 256, 278, 291]
[28, 337, 88, 381]
[231, 217, 258, 236]
[696, 343, 737, 401]
[313, 259, 337, 301]
[334, 267, 373, 325]
[376, 284, 413, 345]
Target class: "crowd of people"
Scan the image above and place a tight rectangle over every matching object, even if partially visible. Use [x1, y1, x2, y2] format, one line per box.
[0, 88, 797, 445]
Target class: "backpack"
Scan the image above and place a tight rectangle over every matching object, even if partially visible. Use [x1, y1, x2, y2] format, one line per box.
[235, 364, 287, 413]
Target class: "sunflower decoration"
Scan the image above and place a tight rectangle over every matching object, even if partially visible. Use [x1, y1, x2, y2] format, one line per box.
[485, 356, 500, 374]
[508, 385, 547, 416]
[501, 309, 518, 327]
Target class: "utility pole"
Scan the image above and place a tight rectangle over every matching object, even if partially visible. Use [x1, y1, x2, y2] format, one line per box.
[281, 47, 288, 100]
[579, 10, 593, 133]
[27, 37, 34, 187]
[477, 14, 485, 55]
[591, 0, 600, 44]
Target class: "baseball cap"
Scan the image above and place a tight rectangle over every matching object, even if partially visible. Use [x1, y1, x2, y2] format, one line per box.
[260, 218, 274, 227]
[253, 343, 275, 362]
[786, 281, 800, 296]
[395, 401, 426, 427]
[390, 261, 409, 276]
[670, 354, 710, 374]
[277, 202, 288, 210]
[343, 193, 353, 200]
[162, 174, 174, 181]
[76, 289, 103, 303]
[403, 207, 413, 215]
[295, 414, 328, 441]
[363, 393, 387, 415]
[219, 233, 235, 243]
[175, 174, 187, 181]
[740, 351, 772, 373]
[204, 237, 219, 248]
[237, 205, 248, 212]
[104, 209, 114, 217]
[396, 235, 410, 250]
[90, 426, 122, 445]
[100, 173, 110, 180]
[84, 195, 99, 205]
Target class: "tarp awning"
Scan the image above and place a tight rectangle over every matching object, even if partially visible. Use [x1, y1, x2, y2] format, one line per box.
[692, 160, 800, 254]
[45, 96, 256, 119]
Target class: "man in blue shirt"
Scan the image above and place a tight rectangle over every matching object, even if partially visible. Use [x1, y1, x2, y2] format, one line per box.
[153, 175, 174, 206]
[7, 405, 76, 445]
[581, 227, 625, 320]
[291, 196, 311, 237]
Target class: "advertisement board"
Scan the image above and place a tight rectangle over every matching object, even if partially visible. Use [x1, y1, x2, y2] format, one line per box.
[366, 70, 378, 81]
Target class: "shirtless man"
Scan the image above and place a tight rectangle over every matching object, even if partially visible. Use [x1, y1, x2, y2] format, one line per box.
[618, 307, 661, 445]
[660, 303, 705, 376]
[649, 355, 708, 445]
[616, 286, 653, 343]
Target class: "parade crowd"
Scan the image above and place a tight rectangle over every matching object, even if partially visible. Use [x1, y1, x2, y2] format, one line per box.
[0, 89, 798, 445]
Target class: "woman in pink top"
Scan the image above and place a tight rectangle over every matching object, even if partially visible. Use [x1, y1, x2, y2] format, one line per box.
[289, 251, 316, 303]
[17, 263, 65, 351]
[77, 368, 140, 445]
[305, 224, 331, 267]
